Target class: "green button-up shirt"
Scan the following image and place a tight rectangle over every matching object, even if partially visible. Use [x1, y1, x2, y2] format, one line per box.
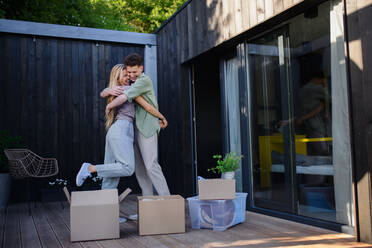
[123, 73, 160, 138]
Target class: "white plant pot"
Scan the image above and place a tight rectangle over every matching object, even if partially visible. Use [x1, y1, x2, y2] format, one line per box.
[0, 173, 11, 209]
[221, 171, 235, 180]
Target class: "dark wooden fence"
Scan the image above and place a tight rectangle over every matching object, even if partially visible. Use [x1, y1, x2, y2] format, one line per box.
[0, 19, 156, 197]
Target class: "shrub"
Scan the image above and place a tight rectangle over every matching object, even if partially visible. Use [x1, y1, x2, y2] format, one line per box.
[0, 130, 23, 173]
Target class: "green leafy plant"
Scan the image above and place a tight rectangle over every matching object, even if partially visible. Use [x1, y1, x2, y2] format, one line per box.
[208, 152, 243, 174]
[0, 130, 23, 173]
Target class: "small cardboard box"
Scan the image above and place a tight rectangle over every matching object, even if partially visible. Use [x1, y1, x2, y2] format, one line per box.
[63, 187, 131, 242]
[138, 195, 185, 235]
[198, 179, 236, 200]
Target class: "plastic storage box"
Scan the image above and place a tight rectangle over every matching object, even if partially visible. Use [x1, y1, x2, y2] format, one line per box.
[187, 192, 247, 231]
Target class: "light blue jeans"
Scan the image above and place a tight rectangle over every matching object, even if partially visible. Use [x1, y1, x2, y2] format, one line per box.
[96, 119, 135, 189]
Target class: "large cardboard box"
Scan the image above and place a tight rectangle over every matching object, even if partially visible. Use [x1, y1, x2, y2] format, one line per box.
[63, 187, 131, 242]
[198, 179, 236, 200]
[138, 195, 185, 235]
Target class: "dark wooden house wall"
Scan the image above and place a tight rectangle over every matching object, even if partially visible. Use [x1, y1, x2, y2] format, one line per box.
[157, 0, 372, 242]
[344, 0, 372, 242]
[159, 0, 304, 64]
[0, 32, 144, 191]
[156, 0, 306, 196]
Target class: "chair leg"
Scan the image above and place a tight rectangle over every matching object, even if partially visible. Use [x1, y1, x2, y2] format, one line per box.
[26, 178, 31, 216]
[28, 178, 38, 209]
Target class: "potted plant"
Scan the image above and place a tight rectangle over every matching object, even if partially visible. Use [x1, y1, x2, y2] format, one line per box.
[208, 152, 243, 179]
[0, 130, 23, 209]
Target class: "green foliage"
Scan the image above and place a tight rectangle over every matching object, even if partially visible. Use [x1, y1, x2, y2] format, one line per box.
[0, 0, 186, 33]
[117, 0, 186, 33]
[0, 130, 23, 173]
[208, 152, 243, 174]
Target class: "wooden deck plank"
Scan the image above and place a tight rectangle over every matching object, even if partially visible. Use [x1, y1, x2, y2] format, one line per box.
[117, 226, 147, 248]
[119, 195, 138, 218]
[3, 204, 21, 248]
[169, 209, 234, 247]
[152, 234, 191, 248]
[168, 229, 228, 247]
[2, 198, 371, 248]
[246, 211, 338, 235]
[117, 216, 148, 246]
[121, 221, 168, 248]
[120, 195, 370, 247]
[118, 232, 147, 248]
[117, 199, 147, 248]
[42, 202, 82, 248]
[31, 202, 62, 248]
[96, 239, 125, 248]
[18, 203, 42, 248]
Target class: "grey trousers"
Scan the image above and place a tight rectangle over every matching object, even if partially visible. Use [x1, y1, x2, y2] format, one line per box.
[96, 119, 135, 189]
[134, 127, 170, 196]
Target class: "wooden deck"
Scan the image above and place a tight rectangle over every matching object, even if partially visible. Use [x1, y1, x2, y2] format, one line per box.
[1, 195, 371, 248]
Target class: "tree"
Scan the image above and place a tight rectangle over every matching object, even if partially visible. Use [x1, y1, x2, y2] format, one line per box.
[115, 0, 185, 33]
[0, 0, 186, 33]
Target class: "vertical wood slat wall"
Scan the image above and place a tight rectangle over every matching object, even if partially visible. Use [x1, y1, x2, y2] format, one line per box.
[160, 0, 304, 64]
[156, 0, 304, 196]
[0, 33, 144, 190]
[344, 0, 372, 242]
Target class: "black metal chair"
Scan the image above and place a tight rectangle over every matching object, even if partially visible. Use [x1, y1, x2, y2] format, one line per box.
[4, 149, 59, 179]
[4, 149, 59, 214]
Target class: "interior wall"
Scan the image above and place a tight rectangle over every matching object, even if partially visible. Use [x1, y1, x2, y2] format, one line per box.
[194, 55, 223, 179]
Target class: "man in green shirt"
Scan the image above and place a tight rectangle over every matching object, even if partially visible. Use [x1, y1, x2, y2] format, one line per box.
[106, 53, 170, 197]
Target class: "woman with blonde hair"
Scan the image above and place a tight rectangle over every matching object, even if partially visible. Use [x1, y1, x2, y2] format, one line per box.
[76, 64, 167, 189]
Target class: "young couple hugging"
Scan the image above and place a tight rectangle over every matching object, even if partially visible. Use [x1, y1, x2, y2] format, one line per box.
[75, 53, 170, 218]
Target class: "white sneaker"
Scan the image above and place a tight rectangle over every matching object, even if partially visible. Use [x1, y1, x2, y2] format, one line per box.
[128, 214, 138, 221]
[119, 217, 127, 223]
[76, 162, 92, 186]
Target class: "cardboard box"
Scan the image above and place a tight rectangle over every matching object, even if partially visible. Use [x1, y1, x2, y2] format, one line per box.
[63, 187, 131, 242]
[138, 195, 185, 235]
[198, 179, 236, 200]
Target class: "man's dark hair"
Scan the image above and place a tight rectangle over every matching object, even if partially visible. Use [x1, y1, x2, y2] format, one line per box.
[124, 53, 143, 66]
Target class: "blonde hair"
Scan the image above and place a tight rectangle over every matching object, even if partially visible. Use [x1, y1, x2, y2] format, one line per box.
[105, 64, 126, 130]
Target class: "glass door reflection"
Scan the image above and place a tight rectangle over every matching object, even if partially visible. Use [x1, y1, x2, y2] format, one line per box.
[248, 28, 296, 213]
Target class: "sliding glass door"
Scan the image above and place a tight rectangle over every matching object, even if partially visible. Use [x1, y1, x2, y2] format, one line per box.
[246, 28, 296, 213]
[244, 0, 353, 226]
